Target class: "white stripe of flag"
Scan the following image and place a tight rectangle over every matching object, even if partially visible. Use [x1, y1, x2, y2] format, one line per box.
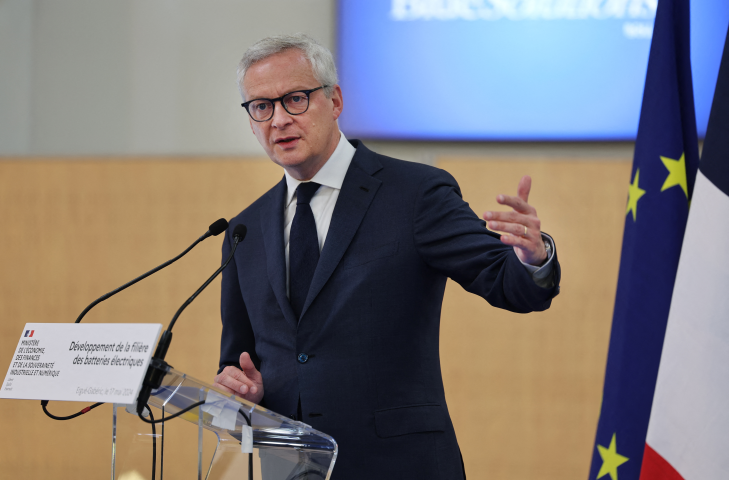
[642, 168, 729, 479]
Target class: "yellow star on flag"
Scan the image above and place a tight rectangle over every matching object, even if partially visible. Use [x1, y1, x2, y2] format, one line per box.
[626, 169, 646, 221]
[660, 153, 689, 198]
[596, 433, 629, 480]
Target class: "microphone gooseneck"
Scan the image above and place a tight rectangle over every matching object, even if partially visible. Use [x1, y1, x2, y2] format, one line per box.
[136, 224, 247, 414]
[42, 218, 230, 421]
[73, 218, 229, 324]
[168, 224, 247, 333]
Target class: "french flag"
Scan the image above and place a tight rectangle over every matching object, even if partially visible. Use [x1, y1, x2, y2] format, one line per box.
[24, 330, 34, 337]
[640, 26, 729, 480]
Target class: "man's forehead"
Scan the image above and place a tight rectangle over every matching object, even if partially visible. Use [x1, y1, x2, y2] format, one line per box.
[243, 49, 316, 98]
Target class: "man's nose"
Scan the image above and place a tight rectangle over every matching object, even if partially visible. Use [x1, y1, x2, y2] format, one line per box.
[271, 101, 294, 129]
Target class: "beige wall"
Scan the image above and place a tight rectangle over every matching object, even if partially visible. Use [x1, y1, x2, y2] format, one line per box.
[0, 155, 630, 479]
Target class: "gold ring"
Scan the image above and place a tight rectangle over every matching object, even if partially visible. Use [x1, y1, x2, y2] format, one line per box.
[523, 226, 528, 237]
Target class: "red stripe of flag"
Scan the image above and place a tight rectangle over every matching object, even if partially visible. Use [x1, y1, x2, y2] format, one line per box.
[640, 444, 685, 480]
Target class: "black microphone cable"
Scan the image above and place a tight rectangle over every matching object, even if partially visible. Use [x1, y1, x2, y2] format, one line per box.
[136, 400, 207, 424]
[135, 400, 254, 480]
[40, 399, 104, 420]
[41, 218, 229, 421]
[148, 404, 157, 480]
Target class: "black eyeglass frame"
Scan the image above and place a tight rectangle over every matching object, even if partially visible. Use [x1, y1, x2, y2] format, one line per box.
[241, 85, 328, 122]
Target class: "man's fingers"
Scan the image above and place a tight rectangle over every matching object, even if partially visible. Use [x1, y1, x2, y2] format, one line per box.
[496, 194, 535, 215]
[517, 175, 532, 203]
[486, 211, 542, 234]
[483, 174, 545, 266]
[484, 210, 540, 229]
[215, 365, 257, 395]
[212, 381, 236, 395]
[488, 220, 540, 238]
[239, 352, 262, 385]
[239, 351, 255, 373]
[499, 233, 529, 248]
[213, 371, 243, 394]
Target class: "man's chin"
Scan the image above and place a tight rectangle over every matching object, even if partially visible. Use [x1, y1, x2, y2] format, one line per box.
[271, 153, 309, 171]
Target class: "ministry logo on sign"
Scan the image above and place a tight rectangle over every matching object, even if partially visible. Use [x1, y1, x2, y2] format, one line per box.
[24, 330, 35, 337]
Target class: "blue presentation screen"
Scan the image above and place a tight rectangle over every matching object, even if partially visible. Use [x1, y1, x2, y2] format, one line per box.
[337, 1, 729, 141]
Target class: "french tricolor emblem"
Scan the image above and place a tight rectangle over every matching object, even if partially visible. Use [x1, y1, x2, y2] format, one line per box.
[24, 330, 34, 337]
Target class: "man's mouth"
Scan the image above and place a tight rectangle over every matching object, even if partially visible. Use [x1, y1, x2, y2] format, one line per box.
[275, 136, 299, 145]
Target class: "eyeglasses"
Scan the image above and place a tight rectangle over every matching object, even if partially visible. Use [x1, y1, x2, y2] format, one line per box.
[241, 86, 328, 122]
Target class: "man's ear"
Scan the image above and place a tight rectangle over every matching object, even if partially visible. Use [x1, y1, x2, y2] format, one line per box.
[330, 85, 344, 121]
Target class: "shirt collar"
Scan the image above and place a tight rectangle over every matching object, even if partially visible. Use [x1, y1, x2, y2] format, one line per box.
[284, 132, 356, 207]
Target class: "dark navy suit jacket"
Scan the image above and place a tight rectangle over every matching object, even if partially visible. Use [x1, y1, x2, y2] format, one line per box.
[219, 140, 561, 479]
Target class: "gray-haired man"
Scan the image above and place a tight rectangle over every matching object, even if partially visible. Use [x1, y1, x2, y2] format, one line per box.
[214, 34, 559, 479]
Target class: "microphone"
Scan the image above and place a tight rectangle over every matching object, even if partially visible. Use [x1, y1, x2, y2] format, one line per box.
[74, 218, 229, 323]
[42, 218, 230, 421]
[136, 224, 247, 415]
[168, 224, 247, 333]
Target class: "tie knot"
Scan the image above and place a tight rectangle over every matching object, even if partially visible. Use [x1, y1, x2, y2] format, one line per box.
[296, 182, 320, 205]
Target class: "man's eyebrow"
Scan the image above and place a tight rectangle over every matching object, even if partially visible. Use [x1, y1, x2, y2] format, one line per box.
[246, 87, 314, 102]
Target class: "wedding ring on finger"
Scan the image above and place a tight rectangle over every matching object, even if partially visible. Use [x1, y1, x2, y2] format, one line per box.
[523, 226, 528, 237]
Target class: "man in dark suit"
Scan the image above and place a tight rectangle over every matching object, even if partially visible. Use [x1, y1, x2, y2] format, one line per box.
[213, 34, 560, 479]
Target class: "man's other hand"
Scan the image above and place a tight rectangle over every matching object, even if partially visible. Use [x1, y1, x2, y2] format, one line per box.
[483, 175, 548, 266]
[213, 352, 264, 404]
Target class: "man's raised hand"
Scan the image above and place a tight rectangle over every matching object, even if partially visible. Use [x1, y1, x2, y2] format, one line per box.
[483, 175, 547, 266]
[213, 352, 264, 404]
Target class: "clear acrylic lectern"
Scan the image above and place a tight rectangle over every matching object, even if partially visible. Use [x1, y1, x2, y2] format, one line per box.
[111, 368, 337, 480]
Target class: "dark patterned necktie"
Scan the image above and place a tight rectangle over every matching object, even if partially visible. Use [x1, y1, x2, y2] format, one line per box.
[289, 182, 321, 319]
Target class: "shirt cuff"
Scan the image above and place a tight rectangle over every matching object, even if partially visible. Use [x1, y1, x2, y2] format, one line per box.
[519, 233, 556, 288]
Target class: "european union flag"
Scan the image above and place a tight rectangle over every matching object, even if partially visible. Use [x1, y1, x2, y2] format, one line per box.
[588, 1, 700, 479]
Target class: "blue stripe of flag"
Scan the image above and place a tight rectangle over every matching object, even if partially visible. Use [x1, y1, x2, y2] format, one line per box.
[700, 28, 729, 195]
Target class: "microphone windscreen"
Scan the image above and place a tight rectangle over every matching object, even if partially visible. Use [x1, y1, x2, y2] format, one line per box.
[233, 224, 247, 241]
[208, 218, 229, 236]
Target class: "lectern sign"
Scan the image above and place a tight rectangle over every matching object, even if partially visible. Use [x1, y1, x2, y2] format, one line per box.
[1, 323, 161, 404]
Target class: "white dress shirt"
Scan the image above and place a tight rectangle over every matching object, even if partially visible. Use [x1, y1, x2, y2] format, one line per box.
[283, 133, 555, 294]
[283, 133, 356, 294]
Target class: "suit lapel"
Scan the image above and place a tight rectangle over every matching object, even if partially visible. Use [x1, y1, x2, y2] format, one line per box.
[260, 176, 298, 325]
[300, 146, 383, 319]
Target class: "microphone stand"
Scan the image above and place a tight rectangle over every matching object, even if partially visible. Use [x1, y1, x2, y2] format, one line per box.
[41, 218, 229, 420]
[136, 224, 247, 416]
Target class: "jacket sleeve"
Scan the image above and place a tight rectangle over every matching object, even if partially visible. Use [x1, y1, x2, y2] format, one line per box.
[218, 227, 261, 374]
[413, 168, 560, 313]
